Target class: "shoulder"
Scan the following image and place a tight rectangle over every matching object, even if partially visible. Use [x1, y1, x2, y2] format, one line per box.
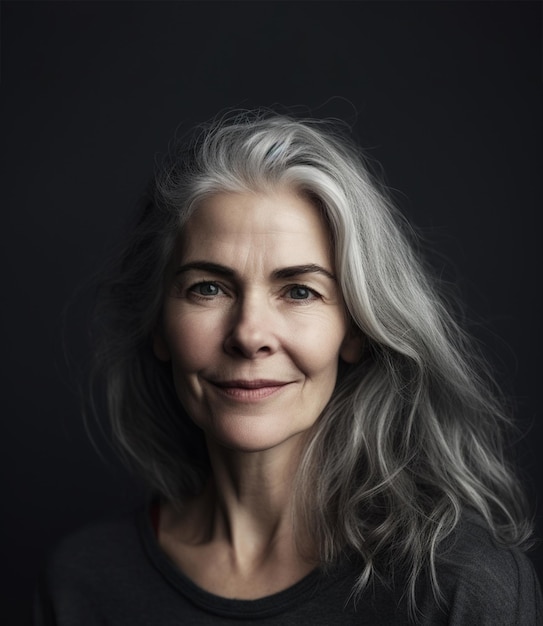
[38, 508, 147, 610]
[45, 511, 141, 581]
[35, 509, 151, 625]
[432, 511, 542, 625]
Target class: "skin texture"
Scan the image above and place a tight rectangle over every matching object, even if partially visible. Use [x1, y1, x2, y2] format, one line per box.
[153, 188, 361, 598]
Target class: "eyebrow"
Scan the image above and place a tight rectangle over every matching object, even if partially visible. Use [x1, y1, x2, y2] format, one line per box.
[175, 261, 236, 278]
[272, 264, 336, 281]
[174, 261, 336, 281]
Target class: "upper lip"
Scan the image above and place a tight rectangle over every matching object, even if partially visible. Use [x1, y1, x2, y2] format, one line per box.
[211, 379, 290, 389]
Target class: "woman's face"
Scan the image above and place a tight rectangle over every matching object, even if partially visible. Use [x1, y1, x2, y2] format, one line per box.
[155, 188, 360, 453]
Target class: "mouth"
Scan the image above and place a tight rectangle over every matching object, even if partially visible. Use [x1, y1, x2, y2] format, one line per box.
[208, 379, 291, 401]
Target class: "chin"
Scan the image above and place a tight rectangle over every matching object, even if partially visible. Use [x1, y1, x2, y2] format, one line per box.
[205, 418, 310, 455]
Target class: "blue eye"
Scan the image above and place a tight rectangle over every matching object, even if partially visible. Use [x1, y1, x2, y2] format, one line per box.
[192, 282, 221, 296]
[288, 285, 315, 300]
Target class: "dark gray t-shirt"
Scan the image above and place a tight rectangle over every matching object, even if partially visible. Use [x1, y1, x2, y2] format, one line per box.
[34, 506, 542, 625]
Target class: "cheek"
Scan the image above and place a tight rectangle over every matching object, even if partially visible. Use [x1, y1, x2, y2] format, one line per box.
[165, 311, 223, 372]
[291, 316, 347, 377]
[164, 314, 220, 420]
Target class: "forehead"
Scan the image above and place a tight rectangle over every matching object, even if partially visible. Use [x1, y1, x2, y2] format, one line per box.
[177, 189, 334, 267]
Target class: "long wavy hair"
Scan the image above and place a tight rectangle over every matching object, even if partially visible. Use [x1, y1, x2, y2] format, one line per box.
[91, 110, 533, 619]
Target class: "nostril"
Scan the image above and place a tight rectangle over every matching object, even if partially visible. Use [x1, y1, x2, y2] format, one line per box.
[223, 323, 276, 358]
[225, 340, 273, 359]
[223, 298, 279, 358]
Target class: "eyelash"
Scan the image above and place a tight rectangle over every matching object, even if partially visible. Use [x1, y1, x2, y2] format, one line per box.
[185, 281, 321, 303]
[188, 281, 227, 299]
[284, 284, 320, 302]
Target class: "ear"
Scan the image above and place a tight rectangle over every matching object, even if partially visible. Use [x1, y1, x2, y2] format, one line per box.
[153, 327, 171, 362]
[339, 327, 364, 364]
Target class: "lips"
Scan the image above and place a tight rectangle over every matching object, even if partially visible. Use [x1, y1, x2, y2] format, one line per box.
[213, 379, 288, 389]
[208, 379, 291, 401]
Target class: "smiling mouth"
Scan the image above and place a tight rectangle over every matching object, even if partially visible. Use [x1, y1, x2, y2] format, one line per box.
[209, 379, 291, 401]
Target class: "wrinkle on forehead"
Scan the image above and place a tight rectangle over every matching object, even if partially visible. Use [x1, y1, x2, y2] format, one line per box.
[175, 190, 335, 278]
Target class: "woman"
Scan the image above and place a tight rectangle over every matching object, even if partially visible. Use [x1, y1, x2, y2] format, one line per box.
[35, 111, 542, 624]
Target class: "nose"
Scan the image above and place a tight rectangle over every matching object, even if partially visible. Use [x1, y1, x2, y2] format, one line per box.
[223, 292, 279, 359]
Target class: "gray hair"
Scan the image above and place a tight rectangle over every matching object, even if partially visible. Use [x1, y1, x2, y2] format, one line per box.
[91, 110, 533, 619]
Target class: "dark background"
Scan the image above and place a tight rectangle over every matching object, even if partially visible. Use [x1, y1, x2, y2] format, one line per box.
[2, 1, 541, 622]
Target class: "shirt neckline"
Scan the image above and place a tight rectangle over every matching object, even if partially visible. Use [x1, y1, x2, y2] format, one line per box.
[137, 500, 347, 619]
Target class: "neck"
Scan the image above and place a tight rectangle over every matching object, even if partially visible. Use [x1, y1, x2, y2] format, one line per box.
[209, 437, 302, 548]
[163, 434, 316, 567]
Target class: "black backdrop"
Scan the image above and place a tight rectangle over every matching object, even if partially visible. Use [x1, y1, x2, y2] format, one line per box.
[2, 1, 541, 622]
